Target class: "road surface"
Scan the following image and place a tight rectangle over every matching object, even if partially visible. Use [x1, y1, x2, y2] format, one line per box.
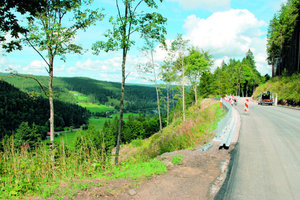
[217, 99, 300, 200]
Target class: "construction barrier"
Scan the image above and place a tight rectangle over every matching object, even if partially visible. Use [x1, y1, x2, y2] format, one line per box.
[244, 99, 249, 113]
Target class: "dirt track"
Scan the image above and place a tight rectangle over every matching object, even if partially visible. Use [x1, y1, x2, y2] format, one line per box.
[74, 141, 232, 200]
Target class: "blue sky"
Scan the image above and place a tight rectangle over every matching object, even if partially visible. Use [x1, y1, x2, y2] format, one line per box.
[0, 0, 286, 83]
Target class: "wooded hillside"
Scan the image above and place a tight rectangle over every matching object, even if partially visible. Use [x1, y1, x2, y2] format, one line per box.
[0, 74, 159, 113]
[0, 80, 90, 138]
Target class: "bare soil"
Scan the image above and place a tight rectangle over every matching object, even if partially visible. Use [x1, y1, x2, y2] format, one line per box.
[73, 141, 232, 200]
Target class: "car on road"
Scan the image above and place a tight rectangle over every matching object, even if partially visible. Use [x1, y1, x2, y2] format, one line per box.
[258, 91, 273, 105]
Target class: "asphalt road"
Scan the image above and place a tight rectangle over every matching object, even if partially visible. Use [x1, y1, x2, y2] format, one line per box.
[217, 99, 300, 200]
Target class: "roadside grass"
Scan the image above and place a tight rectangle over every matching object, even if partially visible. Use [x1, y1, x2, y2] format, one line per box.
[253, 73, 300, 104]
[124, 100, 226, 161]
[0, 138, 167, 199]
[101, 159, 167, 180]
[0, 99, 226, 199]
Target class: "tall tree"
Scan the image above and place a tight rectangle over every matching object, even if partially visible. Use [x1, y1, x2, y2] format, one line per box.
[137, 39, 163, 137]
[161, 62, 176, 126]
[24, 0, 103, 151]
[267, 0, 299, 76]
[185, 47, 213, 104]
[170, 34, 189, 121]
[92, 0, 166, 165]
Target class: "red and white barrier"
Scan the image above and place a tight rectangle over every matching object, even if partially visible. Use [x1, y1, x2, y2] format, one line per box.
[244, 98, 249, 113]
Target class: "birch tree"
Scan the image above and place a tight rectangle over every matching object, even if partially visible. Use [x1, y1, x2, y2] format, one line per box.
[24, 0, 103, 152]
[185, 47, 213, 104]
[170, 34, 189, 122]
[137, 39, 163, 136]
[92, 0, 166, 165]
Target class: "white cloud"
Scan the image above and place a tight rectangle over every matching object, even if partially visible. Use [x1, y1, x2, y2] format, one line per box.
[75, 57, 121, 72]
[183, 9, 270, 74]
[0, 58, 23, 73]
[167, 0, 230, 11]
[67, 55, 152, 83]
[23, 60, 47, 74]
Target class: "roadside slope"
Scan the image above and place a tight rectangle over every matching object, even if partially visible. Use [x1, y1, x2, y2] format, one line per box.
[72, 99, 231, 200]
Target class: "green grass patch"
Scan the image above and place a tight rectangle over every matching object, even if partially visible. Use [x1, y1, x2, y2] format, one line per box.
[43, 131, 78, 149]
[112, 113, 139, 119]
[89, 117, 107, 129]
[69, 91, 89, 102]
[78, 103, 115, 113]
[172, 154, 183, 165]
[104, 159, 167, 180]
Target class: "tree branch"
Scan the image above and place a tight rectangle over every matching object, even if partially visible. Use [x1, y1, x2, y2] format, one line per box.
[11, 73, 49, 97]
[133, 0, 143, 13]
[116, 0, 123, 25]
[24, 35, 50, 73]
[125, 72, 131, 80]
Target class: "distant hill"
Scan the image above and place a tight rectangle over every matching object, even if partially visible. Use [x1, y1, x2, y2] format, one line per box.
[0, 80, 90, 138]
[0, 74, 159, 113]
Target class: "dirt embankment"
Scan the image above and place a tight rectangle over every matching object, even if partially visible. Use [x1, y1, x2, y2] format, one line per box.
[73, 142, 233, 200]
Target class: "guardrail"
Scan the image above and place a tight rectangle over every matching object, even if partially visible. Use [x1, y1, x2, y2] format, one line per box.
[215, 99, 237, 148]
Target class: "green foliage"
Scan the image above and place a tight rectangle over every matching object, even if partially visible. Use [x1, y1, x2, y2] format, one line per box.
[0, 80, 90, 138]
[92, 1, 167, 54]
[172, 154, 183, 165]
[123, 117, 145, 143]
[74, 126, 105, 155]
[267, 0, 299, 64]
[14, 122, 42, 149]
[197, 50, 263, 98]
[185, 47, 213, 101]
[0, 137, 110, 199]
[25, 0, 104, 61]
[185, 47, 213, 85]
[101, 114, 163, 145]
[0, 74, 161, 113]
[0, 0, 44, 52]
[130, 101, 226, 160]
[253, 73, 300, 105]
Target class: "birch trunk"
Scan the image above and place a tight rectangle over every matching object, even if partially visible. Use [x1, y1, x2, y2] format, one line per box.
[115, 48, 126, 165]
[182, 56, 185, 122]
[151, 51, 163, 136]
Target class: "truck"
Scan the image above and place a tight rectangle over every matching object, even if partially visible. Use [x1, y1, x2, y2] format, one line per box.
[258, 91, 273, 105]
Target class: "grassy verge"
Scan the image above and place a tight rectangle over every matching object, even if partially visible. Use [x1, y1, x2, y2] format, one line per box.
[0, 99, 225, 199]
[120, 100, 226, 162]
[253, 73, 300, 105]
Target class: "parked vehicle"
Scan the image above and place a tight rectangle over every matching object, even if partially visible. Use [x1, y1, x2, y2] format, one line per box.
[258, 91, 273, 105]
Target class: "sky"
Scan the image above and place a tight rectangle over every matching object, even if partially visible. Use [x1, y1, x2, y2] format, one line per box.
[0, 0, 286, 84]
